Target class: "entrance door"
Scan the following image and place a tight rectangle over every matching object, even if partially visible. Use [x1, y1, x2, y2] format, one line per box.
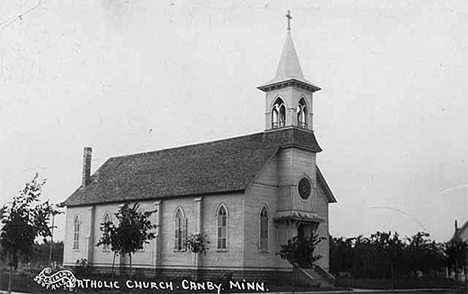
[298, 224, 305, 239]
[298, 223, 319, 239]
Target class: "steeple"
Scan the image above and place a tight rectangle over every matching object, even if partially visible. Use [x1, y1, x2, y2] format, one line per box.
[271, 33, 307, 85]
[275, 10, 305, 82]
[258, 12, 321, 131]
[258, 36, 320, 92]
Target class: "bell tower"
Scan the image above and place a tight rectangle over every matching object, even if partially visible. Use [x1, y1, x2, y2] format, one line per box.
[258, 11, 321, 131]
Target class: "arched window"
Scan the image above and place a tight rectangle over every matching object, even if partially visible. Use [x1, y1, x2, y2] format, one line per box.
[272, 98, 286, 128]
[297, 98, 308, 128]
[174, 208, 187, 251]
[217, 205, 227, 250]
[259, 207, 268, 252]
[102, 212, 112, 250]
[73, 215, 81, 250]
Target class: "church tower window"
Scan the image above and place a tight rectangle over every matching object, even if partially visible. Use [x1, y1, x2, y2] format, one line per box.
[217, 205, 228, 250]
[272, 98, 286, 128]
[298, 177, 312, 200]
[259, 206, 269, 252]
[73, 215, 81, 250]
[174, 208, 187, 251]
[258, 12, 321, 131]
[297, 98, 308, 129]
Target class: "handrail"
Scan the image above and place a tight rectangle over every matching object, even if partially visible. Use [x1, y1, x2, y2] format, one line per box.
[313, 264, 336, 281]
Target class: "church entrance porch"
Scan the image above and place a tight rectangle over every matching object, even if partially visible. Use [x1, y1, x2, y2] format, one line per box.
[273, 210, 335, 288]
[274, 210, 324, 239]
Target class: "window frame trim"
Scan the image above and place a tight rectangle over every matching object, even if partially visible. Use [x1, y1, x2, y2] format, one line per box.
[297, 97, 308, 129]
[72, 214, 81, 251]
[101, 212, 112, 252]
[216, 204, 228, 251]
[173, 207, 187, 252]
[258, 205, 269, 253]
[271, 97, 287, 129]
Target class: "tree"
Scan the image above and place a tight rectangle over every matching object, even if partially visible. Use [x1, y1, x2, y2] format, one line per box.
[329, 230, 449, 281]
[368, 231, 405, 281]
[96, 219, 120, 277]
[0, 174, 61, 294]
[186, 233, 210, 280]
[278, 233, 324, 290]
[446, 238, 468, 283]
[29, 241, 64, 267]
[350, 235, 375, 278]
[424, 241, 446, 278]
[404, 231, 446, 277]
[96, 202, 156, 278]
[330, 235, 354, 276]
[279, 233, 325, 268]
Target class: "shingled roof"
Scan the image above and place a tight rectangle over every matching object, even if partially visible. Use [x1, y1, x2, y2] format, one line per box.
[63, 127, 322, 207]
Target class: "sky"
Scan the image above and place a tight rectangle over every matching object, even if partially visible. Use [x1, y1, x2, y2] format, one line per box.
[0, 0, 467, 243]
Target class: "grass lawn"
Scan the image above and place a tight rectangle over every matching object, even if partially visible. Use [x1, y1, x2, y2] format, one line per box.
[354, 292, 463, 294]
[335, 277, 461, 290]
[0, 268, 315, 294]
[1, 269, 464, 294]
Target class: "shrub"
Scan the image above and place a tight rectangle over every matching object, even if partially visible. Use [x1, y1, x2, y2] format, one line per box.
[186, 233, 210, 255]
[278, 234, 325, 268]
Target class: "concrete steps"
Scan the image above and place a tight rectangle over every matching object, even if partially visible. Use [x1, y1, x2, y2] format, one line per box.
[295, 264, 336, 288]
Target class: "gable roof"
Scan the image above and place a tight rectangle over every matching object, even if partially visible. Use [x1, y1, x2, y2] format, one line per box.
[63, 127, 322, 207]
[317, 167, 337, 203]
[450, 220, 468, 242]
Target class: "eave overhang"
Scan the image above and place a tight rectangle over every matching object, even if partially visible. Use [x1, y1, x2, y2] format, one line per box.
[257, 78, 321, 93]
[274, 210, 325, 223]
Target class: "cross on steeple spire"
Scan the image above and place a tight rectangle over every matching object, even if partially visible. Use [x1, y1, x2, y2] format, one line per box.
[286, 10, 292, 31]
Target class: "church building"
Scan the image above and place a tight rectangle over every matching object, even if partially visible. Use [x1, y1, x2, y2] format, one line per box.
[62, 15, 337, 285]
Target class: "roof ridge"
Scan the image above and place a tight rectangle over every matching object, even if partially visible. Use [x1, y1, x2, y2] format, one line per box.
[109, 131, 266, 160]
[63, 128, 324, 207]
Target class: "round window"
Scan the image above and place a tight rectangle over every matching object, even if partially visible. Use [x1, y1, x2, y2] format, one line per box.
[298, 178, 311, 200]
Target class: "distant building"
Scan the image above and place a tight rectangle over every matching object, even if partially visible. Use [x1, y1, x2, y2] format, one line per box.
[447, 220, 468, 282]
[451, 220, 468, 242]
[61, 17, 337, 285]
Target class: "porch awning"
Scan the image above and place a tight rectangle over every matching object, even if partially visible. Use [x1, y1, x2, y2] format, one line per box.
[273, 210, 325, 223]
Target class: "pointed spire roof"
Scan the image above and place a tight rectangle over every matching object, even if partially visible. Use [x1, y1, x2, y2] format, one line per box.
[275, 32, 305, 81]
[258, 32, 320, 92]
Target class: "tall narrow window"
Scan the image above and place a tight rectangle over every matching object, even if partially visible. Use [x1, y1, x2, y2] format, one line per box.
[102, 212, 111, 250]
[272, 98, 286, 128]
[217, 205, 227, 250]
[73, 215, 81, 250]
[297, 98, 308, 129]
[174, 208, 187, 251]
[259, 207, 268, 252]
